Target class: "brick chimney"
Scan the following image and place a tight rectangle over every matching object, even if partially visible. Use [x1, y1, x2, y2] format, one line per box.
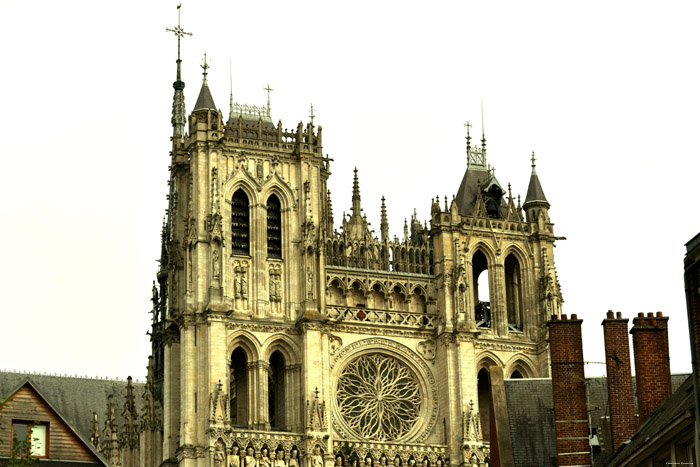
[602, 311, 636, 451]
[630, 311, 671, 425]
[548, 314, 591, 467]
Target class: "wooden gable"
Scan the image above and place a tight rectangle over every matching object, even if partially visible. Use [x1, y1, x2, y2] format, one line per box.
[0, 382, 103, 463]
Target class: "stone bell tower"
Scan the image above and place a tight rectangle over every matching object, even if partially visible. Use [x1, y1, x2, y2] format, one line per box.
[147, 9, 564, 466]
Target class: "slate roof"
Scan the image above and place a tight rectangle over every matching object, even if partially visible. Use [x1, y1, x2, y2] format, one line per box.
[454, 167, 506, 217]
[194, 82, 217, 111]
[0, 371, 145, 454]
[523, 172, 548, 205]
[607, 375, 695, 467]
[505, 374, 690, 467]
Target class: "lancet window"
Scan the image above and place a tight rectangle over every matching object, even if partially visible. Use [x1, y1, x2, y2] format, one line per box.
[230, 347, 249, 427]
[472, 250, 490, 328]
[268, 351, 286, 430]
[505, 254, 524, 331]
[266, 194, 282, 259]
[231, 189, 250, 255]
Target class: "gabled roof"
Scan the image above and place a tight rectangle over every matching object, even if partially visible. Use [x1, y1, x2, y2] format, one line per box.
[2, 378, 109, 464]
[0, 371, 145, 463]
[607, 375, 695, 467]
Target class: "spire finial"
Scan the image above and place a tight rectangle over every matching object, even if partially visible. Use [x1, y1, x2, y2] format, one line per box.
[464, 121, 472, 163]
[351, 167, 361, 216]
[165, 2, 192, 82]
[229, 60, 234, 119]
[309, 103, 316, 125]
[264, 84, 274, 117]
[200, 53, 210, 84]
[531, 151, 537, 174]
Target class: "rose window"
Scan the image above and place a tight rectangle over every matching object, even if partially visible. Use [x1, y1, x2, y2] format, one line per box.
[336, 353, 422, 441]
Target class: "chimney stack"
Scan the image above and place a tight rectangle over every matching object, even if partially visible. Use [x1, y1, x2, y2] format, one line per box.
[548, 313, 591, 467]
[602, 311, 636, 451]
[630, 311, 671, 425]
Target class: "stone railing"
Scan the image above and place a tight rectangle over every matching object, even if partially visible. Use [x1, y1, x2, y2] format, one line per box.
[325, 307, 439, 330]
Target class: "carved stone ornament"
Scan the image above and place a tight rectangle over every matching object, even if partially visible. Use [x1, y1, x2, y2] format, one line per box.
[331, 338, 438, 443]
[416, 340, 436, 362]
[328, 334, 343, 355]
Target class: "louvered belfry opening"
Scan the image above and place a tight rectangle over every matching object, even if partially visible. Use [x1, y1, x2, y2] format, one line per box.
[267, 194, 282, 259]
[231, 189, 250, 255]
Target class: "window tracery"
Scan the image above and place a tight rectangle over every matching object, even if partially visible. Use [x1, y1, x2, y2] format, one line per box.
[336, 353, 421, 441]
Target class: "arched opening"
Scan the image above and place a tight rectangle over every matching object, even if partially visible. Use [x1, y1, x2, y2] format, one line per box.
[390, 286, 406, 311]
[327, 280, 344, 306]
[505, 254, 523, 331]
[231, 189, 250, 255]
[230, 347, 249, 426]
[350, 282, 365, 307]
[268, 350, 286, 430]
[510, 370, 523, 379]
[473, 250, 491, 328]
[477, 368, 492, 443]
[369, 284, 385, 309]
[266, 194, 282, 259]
[411, 288, 426, 313]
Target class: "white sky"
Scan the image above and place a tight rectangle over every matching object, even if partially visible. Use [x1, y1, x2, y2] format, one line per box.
[0, 1, 698, 382]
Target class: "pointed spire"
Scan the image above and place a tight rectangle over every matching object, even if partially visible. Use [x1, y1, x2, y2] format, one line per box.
[326, 189, 334, 235]
[166, 3, 191, 142]
[524, 151, 549, 206]
[264, 84, 274, 117]
[351, 167, 361, 217]
[309, 103, 316, 126]
[229, 60, 234, 121]
[403, 218, 409, 242]
[193, 53, 217, 111]
[380, 196, 389, 242]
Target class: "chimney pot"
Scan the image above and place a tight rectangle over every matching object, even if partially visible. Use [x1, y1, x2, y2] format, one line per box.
[571, 313, 578, 320]
[616, 311, 622, 319]
[647, 312, 654, 318]
[562, 314, 568, 320]
[656, 311, 663, 317]
[638, 312, 644, 317]
[607, 310, 614, 319]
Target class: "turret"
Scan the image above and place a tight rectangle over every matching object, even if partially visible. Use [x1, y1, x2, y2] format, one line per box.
[522, 151, 550, 223]
[166, 4, 191, 145]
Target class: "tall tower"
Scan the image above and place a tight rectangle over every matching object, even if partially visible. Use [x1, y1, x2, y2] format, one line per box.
[149, 52, 563, 467]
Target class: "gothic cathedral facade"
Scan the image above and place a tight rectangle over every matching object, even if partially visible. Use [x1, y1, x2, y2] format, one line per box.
[149, 54, 564, 467]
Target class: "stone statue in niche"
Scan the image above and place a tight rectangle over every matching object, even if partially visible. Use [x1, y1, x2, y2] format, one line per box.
[213, 248, 221, 281]
[259, 448, 271, 467]
[273, 451, 285, 467]
[245, 447, 256, 467]
[229, 446, 240, 467]
[311, 446, 323, 467]
[214, 444, 226, 467]
[335, 456, 343, 467]
[288, 449, 299, 467]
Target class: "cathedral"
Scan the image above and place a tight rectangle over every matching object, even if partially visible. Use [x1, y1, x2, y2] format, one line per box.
[145, 11, 563, 467]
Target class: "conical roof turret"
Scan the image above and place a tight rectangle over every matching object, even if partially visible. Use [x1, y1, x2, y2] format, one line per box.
[193, 53, 217, 112]
[523, 151, 549, 206]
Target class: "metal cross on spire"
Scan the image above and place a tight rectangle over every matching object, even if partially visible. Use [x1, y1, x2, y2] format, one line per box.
[264, 84, 274, 116]
[165, 3, 192, 62]
[201, 52, 210, 84]
[309, 103, 316, 125]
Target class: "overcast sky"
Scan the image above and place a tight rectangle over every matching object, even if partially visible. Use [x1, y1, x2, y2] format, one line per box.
[1, 1, 698, 382]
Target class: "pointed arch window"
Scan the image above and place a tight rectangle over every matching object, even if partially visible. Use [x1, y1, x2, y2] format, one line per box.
[473, 250, 490, 328]
[268, 350, 286, 430]
[231, 189, 250, 255]
[505, 254, 524, 331]
[267, 194, 282, 259]
[230, 347, 249, 427]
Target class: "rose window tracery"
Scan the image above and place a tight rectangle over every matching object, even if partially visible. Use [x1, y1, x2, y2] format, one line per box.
[336, 353, 421, 441]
